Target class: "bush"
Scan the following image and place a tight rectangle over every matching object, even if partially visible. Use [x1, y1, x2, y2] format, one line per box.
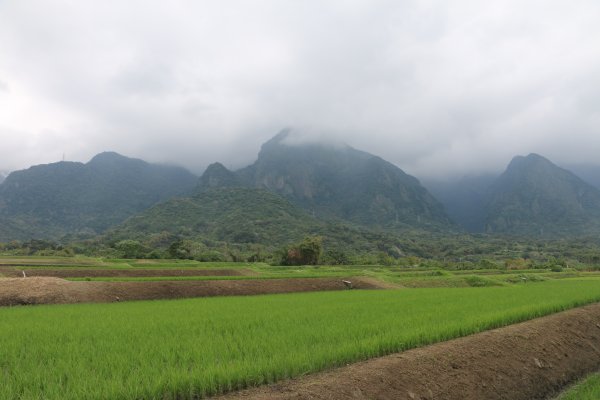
[280, 236, 323, 265]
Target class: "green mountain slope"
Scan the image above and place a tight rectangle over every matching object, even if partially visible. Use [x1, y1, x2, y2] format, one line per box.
[113, 188, 318, 245]
[0, 152, 198, 240]
[484, 154, 600, 236]
[110, 187, 401, 252]
[228, 131, 452, 232]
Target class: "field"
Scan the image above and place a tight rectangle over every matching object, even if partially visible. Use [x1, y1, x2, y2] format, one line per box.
[3, 275, 600, 399]
[3, 256, 600, 399]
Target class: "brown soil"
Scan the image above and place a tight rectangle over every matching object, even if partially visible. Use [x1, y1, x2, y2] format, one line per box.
[0, 276, 381, 306]
[0, 268, 246, 278]
[215, 303, 600, 400]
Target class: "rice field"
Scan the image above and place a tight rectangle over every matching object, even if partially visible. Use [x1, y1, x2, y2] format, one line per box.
[2, 279, 600, 399]
[557, 373, 600, 399]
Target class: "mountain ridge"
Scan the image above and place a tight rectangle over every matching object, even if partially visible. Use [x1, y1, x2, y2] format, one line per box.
[0, 153, 198, 240]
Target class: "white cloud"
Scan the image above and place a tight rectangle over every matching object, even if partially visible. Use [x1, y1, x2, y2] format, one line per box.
[0, 0, 600, 177]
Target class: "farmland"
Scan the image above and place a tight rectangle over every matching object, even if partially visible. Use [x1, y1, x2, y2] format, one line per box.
[3, 256, 600, 399]
[2, 274, 600, 399]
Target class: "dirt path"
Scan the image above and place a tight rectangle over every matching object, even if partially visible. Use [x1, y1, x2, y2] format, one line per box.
[0, 276, 381, 306]
[215, 303, 600, 400]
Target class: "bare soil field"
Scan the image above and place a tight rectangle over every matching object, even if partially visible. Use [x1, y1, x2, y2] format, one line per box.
[215, 303, 600, 400]
[0, 268, 247, 278]
[0, 258, 102, 266]
[0, 276, 380, 306]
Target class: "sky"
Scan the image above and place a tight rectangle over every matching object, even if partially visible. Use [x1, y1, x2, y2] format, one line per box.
[1, 0, 600, 179]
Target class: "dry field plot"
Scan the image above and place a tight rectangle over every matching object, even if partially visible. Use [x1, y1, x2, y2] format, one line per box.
[0, 276, 381, 306]
[0, 267, 247, 278]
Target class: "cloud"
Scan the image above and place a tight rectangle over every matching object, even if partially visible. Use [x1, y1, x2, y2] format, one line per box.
[0, 0, 600, 178]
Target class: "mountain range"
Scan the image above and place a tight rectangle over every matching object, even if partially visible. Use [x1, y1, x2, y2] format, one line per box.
[1, 132, 600, 245]
[110, 131, 453, 249]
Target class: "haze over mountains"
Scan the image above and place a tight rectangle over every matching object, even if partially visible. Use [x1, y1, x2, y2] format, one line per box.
[0, 132, 599, 244]
[563, 165, 600, 191]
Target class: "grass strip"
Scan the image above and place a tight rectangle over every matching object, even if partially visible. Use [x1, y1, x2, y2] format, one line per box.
[557, 373, 600, 399]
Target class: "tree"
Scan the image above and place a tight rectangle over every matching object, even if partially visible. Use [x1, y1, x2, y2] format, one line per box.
[115, 240, 146, 259]
[280, 236, 323, 265]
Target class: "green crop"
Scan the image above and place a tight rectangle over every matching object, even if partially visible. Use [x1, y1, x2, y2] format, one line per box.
[2, 280, 600, 399]
[557, 373, 600, 399]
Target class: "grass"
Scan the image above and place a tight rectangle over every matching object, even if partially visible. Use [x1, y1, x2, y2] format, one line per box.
[557, 373, 600, 399]
[3, 255, 598, 288]
[2, 280, 600, 399]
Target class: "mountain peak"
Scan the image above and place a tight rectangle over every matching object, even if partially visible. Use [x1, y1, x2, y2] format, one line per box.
[484, 153, 600, 235]
[238, 132, 452, 231]
[507, 153, 552, 169]
[198, 162, 241, 190]
[259, 129, 292, 154]
[88, 151, 135, 165]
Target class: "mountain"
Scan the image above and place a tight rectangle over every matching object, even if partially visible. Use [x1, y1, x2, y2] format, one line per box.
[208, 131, 453, 232]
[112, 188, 321, 245]
[0, 152, 198, 240]
[483, 153, 600, 236]
[198, 162, 242, 190]
[109, 187, 400, 253]
[110, 132, 454, 252]
[0, 171, 7, 184]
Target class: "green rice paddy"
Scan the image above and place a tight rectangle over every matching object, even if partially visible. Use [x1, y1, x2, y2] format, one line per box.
[2, 279, 600, 399]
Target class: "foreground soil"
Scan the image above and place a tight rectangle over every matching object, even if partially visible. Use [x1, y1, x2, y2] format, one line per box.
[0, 276, 380, 306]
[215, 303, 600, 400]
[0, 267, 247, 278]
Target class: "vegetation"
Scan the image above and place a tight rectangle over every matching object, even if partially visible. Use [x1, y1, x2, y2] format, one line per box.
[5, 231, 600, 277]
[109, 188, 323, 248]
[558, 373, 600, 400]
[0, 152, 197, 241]
[279, 236, 323, 265]
[2, 280, 600, 399]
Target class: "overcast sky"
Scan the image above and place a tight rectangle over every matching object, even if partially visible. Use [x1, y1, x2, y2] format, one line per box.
[1, 1, 599, 178]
